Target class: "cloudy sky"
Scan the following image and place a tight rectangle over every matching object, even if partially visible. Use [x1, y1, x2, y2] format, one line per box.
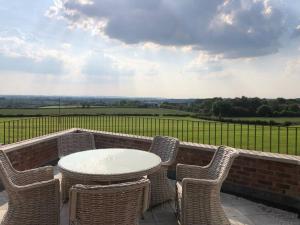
[0, 0, 299, 98]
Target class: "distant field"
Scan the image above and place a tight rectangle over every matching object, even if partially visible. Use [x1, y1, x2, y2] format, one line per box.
[0, 115, 299, 155]
[0, 107, 192, 116]
[224, 117, 300, 124]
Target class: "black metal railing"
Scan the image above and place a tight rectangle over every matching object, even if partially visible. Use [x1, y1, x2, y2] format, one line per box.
[0, 115, 299, 156]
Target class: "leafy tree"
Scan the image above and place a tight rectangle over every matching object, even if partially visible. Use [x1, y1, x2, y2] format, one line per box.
[288, 104, 299, 112]
[212, 100, 232, 117]
[256, 105, 273, 116]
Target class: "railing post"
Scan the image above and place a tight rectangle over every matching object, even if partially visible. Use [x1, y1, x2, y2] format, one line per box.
[278, 126, 280, 153]
[0, 122, 4, 145]
[233, 123, 235, 147]
[220, 122, 223, 145]
[208, 122, 211, 145]
[198, 121, 200, 144]
[247, 123, 250, 150]
[286, 127, 289, 154]
[262, 125, 264, 151]
[270, 125, 272, 152]
[214, 122, 217, 145]
[296, 127, 298, 155]
[240, 123, 242, 149]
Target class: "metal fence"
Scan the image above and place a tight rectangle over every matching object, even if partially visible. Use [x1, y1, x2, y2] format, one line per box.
[0, 115, 299, 155]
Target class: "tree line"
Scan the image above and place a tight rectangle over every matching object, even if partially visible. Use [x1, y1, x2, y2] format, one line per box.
[160, 97, 300, 118]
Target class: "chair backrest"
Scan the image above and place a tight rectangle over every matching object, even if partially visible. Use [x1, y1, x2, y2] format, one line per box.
[0, 150, 18, 186]
[0, 160, 10, 186]
[69, 179, 150, 225]
[149, 136, 179, 164]
[57, 132, 95, 158]
[0, 160, 18, 201]
[207, 146, 239, 182]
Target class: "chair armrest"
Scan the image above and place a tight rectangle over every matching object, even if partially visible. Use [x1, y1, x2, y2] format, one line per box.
[16, 178, 60, 192]
[15, 179, 60, 214]
[181, 178, 218, 199]
[15, 166, 54, 185]
[176, 164, 210, 181]
[182, 178, 218, 187]
[161, 161, 172, 167]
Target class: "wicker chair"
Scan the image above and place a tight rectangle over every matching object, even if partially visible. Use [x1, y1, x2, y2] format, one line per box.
[176, 146, 239, 225]
[148, 136, 179, 207]
[69, 179, 150, 225]
[0, 150, 60, 225]
[58, 132, 95, 202]
[57, 132, 95, 158]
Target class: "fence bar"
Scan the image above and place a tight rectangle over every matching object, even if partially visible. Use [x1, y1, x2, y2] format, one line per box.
[278, 127, 280, 153]
[198, 121, 200, 143]
[233, 123, 236, 148]
[296, 128, 298, 155]
[247, 123, 250, 150]
[262, 125, 264, 151]
[12, 121, 15, 143]
[240, 124, 242, 149]
[220, 123, 223, 145]
[186, 120, 189, 142]
[203, 121, 205, 144]
[3, 122, 6, 145]
[227, 123, 229, 146]
[286, 127, 289, 154]
[214, 122, 217, 145]
[254, 124, 257, 150]
[270, 126, 272, 152]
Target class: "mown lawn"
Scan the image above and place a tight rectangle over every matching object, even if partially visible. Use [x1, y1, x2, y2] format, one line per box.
[0, 107, 192, 116]
[224, 117, 300, 124]
[0, 115, 299, 156]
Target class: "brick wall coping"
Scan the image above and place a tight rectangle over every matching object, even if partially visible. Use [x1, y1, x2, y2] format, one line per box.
[82, 129, 300, 166]
[0, 128, 77, 153]
[1, 128, 299, 166]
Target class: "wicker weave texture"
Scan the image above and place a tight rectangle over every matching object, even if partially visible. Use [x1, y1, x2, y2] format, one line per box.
[176, 146, 239, 225]
[57, 132, 95, 158]
[0, 150, 60, 225]
[69, 179, 150, 225]
[58, 132, 95, 202]
[149, 136, 179, 207]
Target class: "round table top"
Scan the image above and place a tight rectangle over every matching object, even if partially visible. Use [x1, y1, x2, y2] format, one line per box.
[58, 148, 161, 181]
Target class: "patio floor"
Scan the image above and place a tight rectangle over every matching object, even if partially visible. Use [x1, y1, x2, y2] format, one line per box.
[0, 168, 299, 225]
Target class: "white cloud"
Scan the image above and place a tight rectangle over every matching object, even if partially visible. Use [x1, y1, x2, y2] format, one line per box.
[46, 0, 297, 58]
[0, 35, 65, 75]
[184, 52, 224, 74]
[81, 51, 134, 78]
[285, 58, 300, 77]
[292, 24, 300, 38]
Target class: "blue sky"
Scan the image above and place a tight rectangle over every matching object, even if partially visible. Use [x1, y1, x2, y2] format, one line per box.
[0, 0, 299, 98]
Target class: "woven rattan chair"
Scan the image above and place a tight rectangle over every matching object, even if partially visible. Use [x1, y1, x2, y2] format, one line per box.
[69, 179, 150, 225]
[176, 146, 239, 225]
[148, 136, 179, 207]
[0, 150, 60, 225]
[58, 132, 95, 202]
[57, 132, 95, 158]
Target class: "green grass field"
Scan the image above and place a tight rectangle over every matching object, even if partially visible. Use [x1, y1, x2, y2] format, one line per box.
[0, 107, 192, 116]
[224, 117, 300, 124]
[0, 115, 299, 156]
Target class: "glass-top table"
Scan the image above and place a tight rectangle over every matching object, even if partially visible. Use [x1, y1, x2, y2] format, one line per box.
[58, 148, 161, 201]
[58, 148, 161, 180]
